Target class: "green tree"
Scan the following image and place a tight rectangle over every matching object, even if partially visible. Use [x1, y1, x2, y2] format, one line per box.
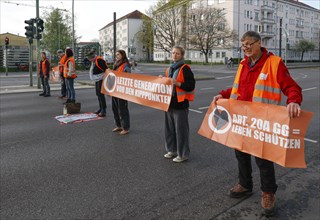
[294, 39, 316, 61]
[140, 14, 154, 62]
[41, 9, 75, 56]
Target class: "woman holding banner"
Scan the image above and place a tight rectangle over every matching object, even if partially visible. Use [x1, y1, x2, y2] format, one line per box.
[163, 46, 195, 163]
[111, 50, 131, 135]
[213, 31, 302, 216]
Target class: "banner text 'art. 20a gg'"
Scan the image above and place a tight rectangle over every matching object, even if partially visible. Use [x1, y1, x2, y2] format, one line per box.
[198, 99, 313, 168]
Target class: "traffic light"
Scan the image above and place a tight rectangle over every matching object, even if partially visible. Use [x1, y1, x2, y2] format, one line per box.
[5, 37, 9, 45]
[35, 18, 44, 39]
[25, 19, 35, 40]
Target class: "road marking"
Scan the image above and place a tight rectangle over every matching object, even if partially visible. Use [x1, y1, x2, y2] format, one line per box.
[215, 76, 234, 80]
[304, 138, 318, 144]
[198, 106, 210, 110]
[200, 87, 215, 90]
[189, 109, 203, 114]
[302, 87, 317, 92]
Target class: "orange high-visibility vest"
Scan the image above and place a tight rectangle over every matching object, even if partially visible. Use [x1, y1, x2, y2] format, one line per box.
[166, 64, 195, 102]
[116, 63, 125, 72]
[230, 55, 282, 105]
[95, 56, 108, 72]
[63, 57, 77, 78]
[38, 58, 49, 76]
[59, 54, 67, 74]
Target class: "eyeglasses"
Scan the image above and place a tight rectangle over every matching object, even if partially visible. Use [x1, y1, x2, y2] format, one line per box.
[241, 40, 259, 49]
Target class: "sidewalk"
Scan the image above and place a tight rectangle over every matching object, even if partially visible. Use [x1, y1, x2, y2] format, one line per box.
[1, 62, 318, 95]
[0, 81, 93, 95]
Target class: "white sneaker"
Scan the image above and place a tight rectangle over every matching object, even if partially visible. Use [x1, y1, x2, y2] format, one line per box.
[173, 156, 188, 163]
[164, 152, 177, 159]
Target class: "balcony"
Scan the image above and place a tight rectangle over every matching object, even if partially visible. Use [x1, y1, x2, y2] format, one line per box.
[260, 18, 275, 24]
[260, 31, 275, 38]
[261, 5, 275, 12]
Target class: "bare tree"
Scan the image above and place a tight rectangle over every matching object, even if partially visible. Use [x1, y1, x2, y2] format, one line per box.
[151, 0, 191, 54]
[188, 7, 236, 63]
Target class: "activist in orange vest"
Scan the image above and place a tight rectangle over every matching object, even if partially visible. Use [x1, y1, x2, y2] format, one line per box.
[111, 50, 131, 135]
[163, 45, 195, 163]
[57, 49, 67, 99]
[213, 31, 302, 216]
[87, 50, 108, 117]
[38, 52, 51, 97]
[63, 48, 77, 103]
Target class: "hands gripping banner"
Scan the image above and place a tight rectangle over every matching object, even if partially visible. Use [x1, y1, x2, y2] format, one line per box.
[102, 69, 173, 111]
[198, 99, 313, 168]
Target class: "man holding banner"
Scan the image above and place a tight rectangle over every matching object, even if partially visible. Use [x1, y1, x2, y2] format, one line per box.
[163, 46, 195, 163]
[213, 31, 302, 216]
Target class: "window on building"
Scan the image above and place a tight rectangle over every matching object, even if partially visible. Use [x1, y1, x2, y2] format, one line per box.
[254, 0, 259, 6]
[222, 52, 226, 58]
[191, 3, 197, 9]
[255, 12, 259, 20]
[216, 52, 220, 58]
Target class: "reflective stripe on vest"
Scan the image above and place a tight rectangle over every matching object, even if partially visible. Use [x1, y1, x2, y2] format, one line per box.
[165, 64, 194, 102]
[38, 59, 48, 75]
[63, 57, 76, 78]
[230, 55, 282, 105]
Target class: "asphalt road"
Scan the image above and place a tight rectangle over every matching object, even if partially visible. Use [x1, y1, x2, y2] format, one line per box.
[0, 65, 319, 219]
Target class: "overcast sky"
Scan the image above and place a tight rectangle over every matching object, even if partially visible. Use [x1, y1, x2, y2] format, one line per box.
[1, 0, 319, 42]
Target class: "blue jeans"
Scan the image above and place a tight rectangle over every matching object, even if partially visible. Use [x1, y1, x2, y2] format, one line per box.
[66, 78, 75, 101]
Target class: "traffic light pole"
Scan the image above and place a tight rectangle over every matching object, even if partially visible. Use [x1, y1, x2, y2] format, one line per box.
[36, 0, 41, 89]
[29, 42, 33, 87]
[5, 46, 8, 76]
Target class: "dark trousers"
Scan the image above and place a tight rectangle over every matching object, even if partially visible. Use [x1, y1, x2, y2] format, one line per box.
[66, 78, 75, 101]
[235, 150, 278, 193]
[40, 76, 50, 95]
[95, 80, 106, 113]
[60, 74, 66, 97]
[164, 108, 190, 158]
[112, 97, 130, 130]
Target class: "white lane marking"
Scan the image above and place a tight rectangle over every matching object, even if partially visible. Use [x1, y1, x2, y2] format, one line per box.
[304, 138, 318, 144]
[302, 87, 317, 92]
[200, 87, 215, 91]
[199, 106, 210, 110]
[189, 109, 203, 114]
[215, 76, 234, 80]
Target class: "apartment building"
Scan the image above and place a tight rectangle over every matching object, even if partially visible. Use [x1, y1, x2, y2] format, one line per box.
[99, 10, 147, 62]
[154, 0, 320, 62]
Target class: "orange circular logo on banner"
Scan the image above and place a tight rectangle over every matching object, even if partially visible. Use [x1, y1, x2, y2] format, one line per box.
[208, 106, 232, 134]
[104, 72, 117, 93]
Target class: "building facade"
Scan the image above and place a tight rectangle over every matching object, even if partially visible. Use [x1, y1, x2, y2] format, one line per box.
[99, 10, 148, 62]
[153, 0, 320, 62]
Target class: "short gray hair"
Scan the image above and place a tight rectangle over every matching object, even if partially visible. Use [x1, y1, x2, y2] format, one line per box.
[241, 31, 261, 42]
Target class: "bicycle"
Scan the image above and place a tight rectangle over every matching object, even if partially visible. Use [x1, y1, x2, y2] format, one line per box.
[226, 60, 234, 70]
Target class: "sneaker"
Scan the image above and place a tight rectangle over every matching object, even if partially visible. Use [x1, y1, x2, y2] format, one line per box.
[39, 93, 45, 96]
[164, 152, 177, 159]
[172, 156, 188, 163]
[261, 192, 276, 216]
[94, 109, 101, 114]
[44, 94, 51, 97]
[229, 183, 253, 198]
